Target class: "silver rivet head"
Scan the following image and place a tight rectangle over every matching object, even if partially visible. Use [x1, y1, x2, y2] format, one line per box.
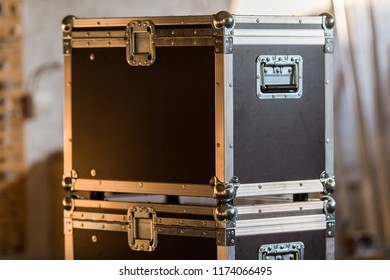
[91, 235, 97, 243]
[89, 53, 95, 61]
[90, 169, 96, 177]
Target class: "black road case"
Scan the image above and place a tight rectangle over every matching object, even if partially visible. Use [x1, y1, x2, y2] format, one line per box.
[62, 11, 336, 260]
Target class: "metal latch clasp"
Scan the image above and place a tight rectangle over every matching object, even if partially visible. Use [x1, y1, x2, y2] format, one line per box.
[128, 206, 158, 252]
[258, 242, 305, 260]
[126, 20, 155, 66]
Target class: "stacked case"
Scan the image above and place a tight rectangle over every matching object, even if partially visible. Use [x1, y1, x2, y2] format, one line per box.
[62, 11, 336, 260]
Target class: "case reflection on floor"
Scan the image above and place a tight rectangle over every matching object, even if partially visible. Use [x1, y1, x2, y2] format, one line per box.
[62, 11, 336, 260]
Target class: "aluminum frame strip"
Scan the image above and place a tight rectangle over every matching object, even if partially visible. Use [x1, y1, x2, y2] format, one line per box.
[326, 237, 335, 260]
[73, 220, 128, 232]
[63, 55, 72, 175]
[71, 37, 215, 48]
[215, 53, 234, 182]
[236, 179, 323, 197]
[325, 52, 334, 175]
[73, 16, 213, 28]
[74, 179, 212, 197]
[234, 36, 324, 45]
[234, 15, 323, 25]
[70, 211, 216, 229]
[236, 201, 324, 215]
[73, 199, 214, 216]
[234, 29, 324, 37]
[235, 214, 326, 236]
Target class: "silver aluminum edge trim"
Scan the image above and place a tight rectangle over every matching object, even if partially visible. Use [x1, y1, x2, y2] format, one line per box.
[215, 53, 234, 182]
[217, 245, 235, 260]
[235, 221, 326, 236]
[74, 179, 212, 197]
[71, 37, 214, 48]
[325, 53, 334, 175]
[63, 55, 72, 175]
[234, 29, 324, 37]
[234, 15, 322, 25]
[236, 214, 325, 228]
[326, 237, 335, 260]
[235, 214, 326, 236]
[234, 37, 324, 45]
[71, 211, 216, 229]
[157, 227, 215, 238]
[73, 16, 213, 28]
[236, 201, 324, 215]
[72, 211, 127, 223]
[73, 199, 214, 216]
[215, 53, 225, 182]
[236, 179, 323, 197]
[73, 220, 127, 232]
[64, 234, 74, 260]
[158, 218, 216, 229]
[225, 54, 234, 181]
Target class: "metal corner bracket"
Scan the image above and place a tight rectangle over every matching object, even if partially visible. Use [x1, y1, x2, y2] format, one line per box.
[210, 176, 239, 227]
[62, 15, 76, 55]
[62, 170, 78, 192]
[320, 13, 335, 54]
[320, 171, 336, 195]
[216, 228, 236, 247]
[212, 11, 235, 54]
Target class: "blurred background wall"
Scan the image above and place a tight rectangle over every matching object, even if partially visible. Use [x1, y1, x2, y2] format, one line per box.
[0, 0, 389, 259]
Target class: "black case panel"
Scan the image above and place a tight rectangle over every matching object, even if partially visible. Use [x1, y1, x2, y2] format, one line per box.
[72, 47, 215, 184]
[234, 45, 325, 183]
[235, 230, 326, 260]
[73, 229, 217, 260]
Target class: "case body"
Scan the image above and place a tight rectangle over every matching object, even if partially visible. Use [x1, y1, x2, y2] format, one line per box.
[62, 12, 336, 260]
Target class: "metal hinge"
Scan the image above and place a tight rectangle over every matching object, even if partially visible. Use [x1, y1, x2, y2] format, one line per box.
[127, 206, 158, 252]
[126, 20, 156, 66]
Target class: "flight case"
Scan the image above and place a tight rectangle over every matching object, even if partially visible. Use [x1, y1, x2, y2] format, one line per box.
[62, 11, 336, 260]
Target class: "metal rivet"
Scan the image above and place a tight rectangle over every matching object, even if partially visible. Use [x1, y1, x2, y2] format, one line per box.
[122, 226, 126, 230]
[299, 19, 302, 24]
[171, 30, 175, 35]
[231, 239, 235, 244]
[299, 182, 303, 186]
[183, 209, 188, 214]
[217, 240, 222, 244]
[256, 18, 260, 23]
[326, 138, 330, 143]
[215, 48, 220, 52]
[90, 169, 96, 177]
[327, 47, 331, 52]
[102, 225, 105, 229]
[86, 42, 90, 46]
[216, 82, 220, 87]
[229, 82, 233, 87]
[299, 207, 303, 211]
[91, 235, 97, 243]
[193, 41, 197, 45]
[89, 53, 95, 61]
[203, 232, 207, 236]
[180, 230, 185, 234]
[67, 82, 71, 87]
[182, 185, 187, 190]
[107, 42, 111, 46]
[106, 32, 110, 37]
[258, 185, 262, 189]
[81, 223, 84, 227]
[194, 30, 198, 34]
[102, 214, 105, 219]
[258, 209, 262, 214]
[217, 143, 220, 148]
[229, 144, 233, 148]
[203, 221, 207, 226]
[139, 183, 143, 187]
[81, 213, 84, 217]
[326, 80, 330, 85]
[171, 40, 176, 45]
[97, 21, 100, 25]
